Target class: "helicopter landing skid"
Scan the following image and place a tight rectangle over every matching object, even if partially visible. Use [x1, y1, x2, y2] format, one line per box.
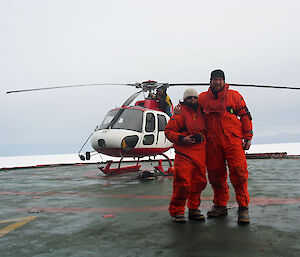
[99, 159, 141, 176]
[154, 154, 174, 176]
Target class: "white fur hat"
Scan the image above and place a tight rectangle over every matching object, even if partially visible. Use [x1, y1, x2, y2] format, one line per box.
[183, 88, 198, 100]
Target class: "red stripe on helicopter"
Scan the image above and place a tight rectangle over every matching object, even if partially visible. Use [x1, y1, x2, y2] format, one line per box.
[97, 148, 171, 157]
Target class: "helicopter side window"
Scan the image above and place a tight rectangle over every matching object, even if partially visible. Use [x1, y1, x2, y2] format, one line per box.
[143, 134, 154, 145]
[145, 113, 155, 132]
[158, 114, 167, 131]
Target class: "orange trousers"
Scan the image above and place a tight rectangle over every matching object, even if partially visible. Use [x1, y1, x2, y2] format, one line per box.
[169, 154, 207, 217]
[206, 133, 249, 207]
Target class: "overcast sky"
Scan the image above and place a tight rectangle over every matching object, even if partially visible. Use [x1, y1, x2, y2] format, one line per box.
[1, 0, 300, 156]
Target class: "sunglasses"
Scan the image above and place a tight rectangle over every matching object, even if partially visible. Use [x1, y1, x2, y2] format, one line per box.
[186, 96, 198, 100]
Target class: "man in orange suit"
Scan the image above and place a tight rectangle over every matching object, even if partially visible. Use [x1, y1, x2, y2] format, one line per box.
[199, 69, 253, 224]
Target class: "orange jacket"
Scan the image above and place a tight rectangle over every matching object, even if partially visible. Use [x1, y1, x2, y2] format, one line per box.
[198, 84, 253, 140]
[165, 104, 206, 167]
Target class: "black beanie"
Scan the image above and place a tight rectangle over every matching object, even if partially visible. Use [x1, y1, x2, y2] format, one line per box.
[210, 69, 225, 81]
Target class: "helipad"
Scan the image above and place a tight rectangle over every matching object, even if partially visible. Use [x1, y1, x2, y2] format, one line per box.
[0, 159, 300, 257]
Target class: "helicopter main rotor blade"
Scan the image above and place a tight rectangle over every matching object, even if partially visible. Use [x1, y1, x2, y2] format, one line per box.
[6, 83, 137, 94]
[7, 81, 299, 94]
[169, 83, 210, 87]
[169, 83, 300, 90]
[228, 83, 300, 90]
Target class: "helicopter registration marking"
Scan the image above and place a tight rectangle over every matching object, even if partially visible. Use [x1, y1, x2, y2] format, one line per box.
[0, 216, 37, 238]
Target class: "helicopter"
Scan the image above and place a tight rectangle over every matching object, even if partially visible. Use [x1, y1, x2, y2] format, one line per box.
[7, 80, 179, 176]
[6, 80, 300, 176]
[80, 80, 175, 176]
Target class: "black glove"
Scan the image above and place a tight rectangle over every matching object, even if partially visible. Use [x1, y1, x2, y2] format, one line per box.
[191, 134, 204, 143]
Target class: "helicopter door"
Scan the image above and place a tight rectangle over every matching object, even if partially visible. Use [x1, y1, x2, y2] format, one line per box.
[143, 112, 156, 146]
[156, 114, 168, 146]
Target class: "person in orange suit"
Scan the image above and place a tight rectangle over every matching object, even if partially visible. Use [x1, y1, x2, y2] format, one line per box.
[165, 88, 207, 223]
[199, 69, 253, 224]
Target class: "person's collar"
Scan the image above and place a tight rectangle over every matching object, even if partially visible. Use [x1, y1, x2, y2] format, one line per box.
[210, 84, 226, 99]
[182, 101, 198, 112]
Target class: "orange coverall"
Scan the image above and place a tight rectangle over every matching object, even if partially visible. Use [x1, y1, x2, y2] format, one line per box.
[198, 84, 253, 207]
[165, 104, 207, 216]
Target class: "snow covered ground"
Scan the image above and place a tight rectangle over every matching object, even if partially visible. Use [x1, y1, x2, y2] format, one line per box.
[246, 142, 300, 155]
[0, 151, 175, 169]
[0, 142, 300, 169]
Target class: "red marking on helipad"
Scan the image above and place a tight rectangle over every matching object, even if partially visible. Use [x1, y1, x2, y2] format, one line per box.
[102, 215, 115, 218]
[17, 197, 300, 214]
[0, 191, 38, 196]
[1, 190, 300, 205]
[0, 190, 171, 199]
[20, 206, 169, 214]
[250, 197, 300, 205]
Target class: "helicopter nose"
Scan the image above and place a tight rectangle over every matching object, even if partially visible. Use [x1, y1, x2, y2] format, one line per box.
[98, 139, 105, 148]
[121, 135, 139, 151]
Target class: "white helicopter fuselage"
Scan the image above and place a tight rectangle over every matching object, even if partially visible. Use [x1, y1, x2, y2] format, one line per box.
[91, 106, 173, 157]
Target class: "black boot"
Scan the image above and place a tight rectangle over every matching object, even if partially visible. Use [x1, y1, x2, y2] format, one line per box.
[238, 207, 250, 224]
[188, 209, 205, 221]
[207, 205, 228, 217]
[174, 213, 186, 223]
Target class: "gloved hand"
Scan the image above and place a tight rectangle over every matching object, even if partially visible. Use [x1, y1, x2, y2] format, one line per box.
[173, 104, 181, 115]
[243, 139, 251, 150]
[181, 135, 196, 144]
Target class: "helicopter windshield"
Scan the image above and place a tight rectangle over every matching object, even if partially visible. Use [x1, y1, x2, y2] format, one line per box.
[98, 108, 143, 132]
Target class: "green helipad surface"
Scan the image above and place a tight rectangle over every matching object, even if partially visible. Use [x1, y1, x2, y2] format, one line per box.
[1, 159, 300, 257]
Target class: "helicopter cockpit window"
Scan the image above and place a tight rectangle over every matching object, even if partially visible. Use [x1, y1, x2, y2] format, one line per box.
[158, 114, 167, 131]
[98, 109, 118, 130]
[101, 110, 117, 127]
[145, 113, 155, 132]
[98, 109, 143, 132]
